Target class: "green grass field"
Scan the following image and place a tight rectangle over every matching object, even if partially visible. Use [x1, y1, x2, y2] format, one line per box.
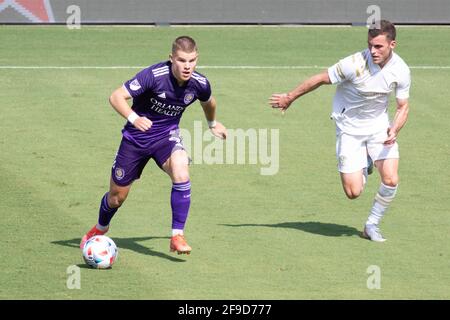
[0, 25, 449, 300]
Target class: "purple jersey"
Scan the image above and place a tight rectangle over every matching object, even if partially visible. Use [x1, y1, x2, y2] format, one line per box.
[122, 61, 211, 148]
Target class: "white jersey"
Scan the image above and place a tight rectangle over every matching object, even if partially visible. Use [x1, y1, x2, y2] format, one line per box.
[328, 49, 410, 135]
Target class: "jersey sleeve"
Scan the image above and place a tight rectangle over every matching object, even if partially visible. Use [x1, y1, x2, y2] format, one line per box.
[395, 68, 411, 100]
[328, 54, 356, 84]
[197, 78, 212, 102]
[123, 68, 154, 98]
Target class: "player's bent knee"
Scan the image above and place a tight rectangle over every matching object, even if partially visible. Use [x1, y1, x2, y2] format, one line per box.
[345, 192, 360, 200]
[384, 180, 398, 188]
[343, 186, 362, 200]
[166, 157, 190, 183]
[171, 171, 190, 183]
[382, 176, 399, 187]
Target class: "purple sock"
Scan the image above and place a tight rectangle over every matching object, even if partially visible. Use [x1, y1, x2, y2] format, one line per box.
[98, 192, 118, 227]
[171, 181, 191, 230]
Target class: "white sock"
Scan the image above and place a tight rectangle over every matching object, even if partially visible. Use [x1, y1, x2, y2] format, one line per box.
[172, 229, 184, 236]
[366, 183, 398, 226]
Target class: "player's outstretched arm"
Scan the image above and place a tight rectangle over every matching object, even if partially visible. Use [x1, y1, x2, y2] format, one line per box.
[269, 70, 331, 113]
[384, 98, 409, 145]
[200, 96, 227, 139]
[109, 86, 152, 132]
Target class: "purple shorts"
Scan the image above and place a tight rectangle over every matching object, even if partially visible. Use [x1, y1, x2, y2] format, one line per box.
[111, 130, 185, 186]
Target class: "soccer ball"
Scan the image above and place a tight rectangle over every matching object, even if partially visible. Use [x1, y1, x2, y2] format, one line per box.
[82, 235, 118, 269]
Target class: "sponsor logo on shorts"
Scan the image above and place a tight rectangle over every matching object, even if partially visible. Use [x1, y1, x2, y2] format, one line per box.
[184, 93, 194, 104]
[115, 167, 125, 180]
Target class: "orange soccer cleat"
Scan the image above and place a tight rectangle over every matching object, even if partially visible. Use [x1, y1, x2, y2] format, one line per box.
[170, 234, 192, 255]
[80, 225, 109, 249]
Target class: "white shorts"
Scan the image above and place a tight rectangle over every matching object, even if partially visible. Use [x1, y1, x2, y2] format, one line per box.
[335, 128, 399, 173]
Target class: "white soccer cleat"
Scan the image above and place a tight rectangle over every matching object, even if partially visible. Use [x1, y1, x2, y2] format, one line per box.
[362, 224, 386, 242]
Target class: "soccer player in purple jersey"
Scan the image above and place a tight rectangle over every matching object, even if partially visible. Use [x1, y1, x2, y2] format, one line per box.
[80, 36, 227, 254]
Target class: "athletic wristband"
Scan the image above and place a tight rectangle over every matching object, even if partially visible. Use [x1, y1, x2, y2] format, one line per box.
[127, 112, 139, 124]
[207, 120, 217, 128]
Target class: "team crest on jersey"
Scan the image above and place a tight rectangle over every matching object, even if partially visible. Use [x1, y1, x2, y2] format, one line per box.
[115, 167, 125, 180]
[129, 79, 141, 91]
[184, 93, 194, 104]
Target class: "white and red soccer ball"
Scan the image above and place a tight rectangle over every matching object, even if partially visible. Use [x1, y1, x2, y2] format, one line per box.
[82, 235, 118, 269]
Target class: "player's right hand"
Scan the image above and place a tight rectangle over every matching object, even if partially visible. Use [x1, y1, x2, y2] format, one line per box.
[133, 116, 153, 132]
[210, 121, 227, 140]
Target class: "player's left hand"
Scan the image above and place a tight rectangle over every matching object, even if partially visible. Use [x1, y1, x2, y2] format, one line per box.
[384, 128, 397, 145]
[269, 93, 293, 114]
[210, 122, 227, 139]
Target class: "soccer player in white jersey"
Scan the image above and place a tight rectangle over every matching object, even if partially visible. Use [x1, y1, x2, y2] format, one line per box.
[269, 20, 410, 242]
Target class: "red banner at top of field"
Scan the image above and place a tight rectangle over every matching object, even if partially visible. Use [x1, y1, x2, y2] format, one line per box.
[0, 0, 54, 22]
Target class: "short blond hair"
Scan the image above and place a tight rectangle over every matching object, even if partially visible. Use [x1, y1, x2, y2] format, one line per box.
[172, 36, 197, 54]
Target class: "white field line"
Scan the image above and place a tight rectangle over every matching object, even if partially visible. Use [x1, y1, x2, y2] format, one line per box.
[0, 65, 449, 70]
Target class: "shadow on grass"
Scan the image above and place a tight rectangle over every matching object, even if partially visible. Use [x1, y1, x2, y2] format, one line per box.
[52, 236, 186, 262]
[220, 221, 361, 237]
